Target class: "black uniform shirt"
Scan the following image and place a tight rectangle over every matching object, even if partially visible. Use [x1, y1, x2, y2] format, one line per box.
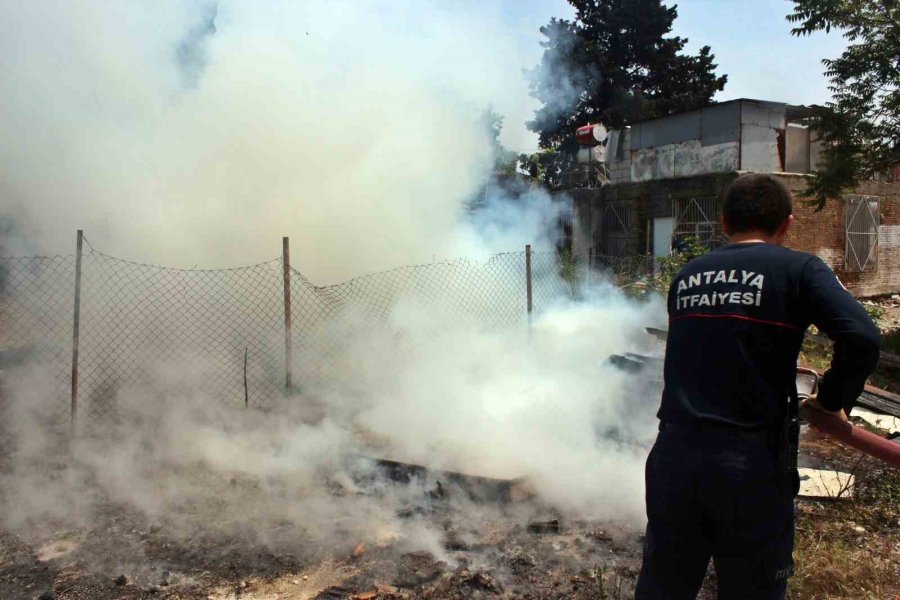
[660, 242, 881, 430]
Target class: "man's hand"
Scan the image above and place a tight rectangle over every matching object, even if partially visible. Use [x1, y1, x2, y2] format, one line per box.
[801, 394, 849, 423]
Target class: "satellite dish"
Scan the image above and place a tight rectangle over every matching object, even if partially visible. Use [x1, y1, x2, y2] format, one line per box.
[593, 123, 608, 144]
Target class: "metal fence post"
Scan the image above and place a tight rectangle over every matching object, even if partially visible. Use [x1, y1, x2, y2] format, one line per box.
[70, 230, 83, 434]
[282, 237, 293, 394]
[243, 347, 249, 408]
[525, 244, 532, 325]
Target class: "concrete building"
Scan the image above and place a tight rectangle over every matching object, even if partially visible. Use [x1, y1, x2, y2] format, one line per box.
[569, 99, 900, 297]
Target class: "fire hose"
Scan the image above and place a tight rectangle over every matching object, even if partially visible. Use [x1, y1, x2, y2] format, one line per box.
[796, 367, 900, 468]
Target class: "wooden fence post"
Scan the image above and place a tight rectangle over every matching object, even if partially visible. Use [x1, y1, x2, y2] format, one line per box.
[70, 230, 83, 434]
[282, 237, 293, 394]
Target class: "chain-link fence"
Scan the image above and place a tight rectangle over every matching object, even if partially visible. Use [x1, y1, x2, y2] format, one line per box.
[0, 255, 75, 424]
[568, 250, 658, 294]
[0, 235, 651, 430]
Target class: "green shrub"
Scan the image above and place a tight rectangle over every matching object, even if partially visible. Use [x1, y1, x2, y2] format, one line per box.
[648, 237, 710, 296]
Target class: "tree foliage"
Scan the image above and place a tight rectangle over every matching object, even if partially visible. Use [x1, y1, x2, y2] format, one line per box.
[465, 109, 536, 213]
[525, 0, 727, 187]
[788, 0, 900, 207]
[480, 107, 519, 178]
[650, 236, 709, 295]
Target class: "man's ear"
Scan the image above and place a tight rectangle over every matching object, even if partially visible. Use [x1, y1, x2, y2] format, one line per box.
[776, 214, 794, 242]
[721, 216, 732, 237]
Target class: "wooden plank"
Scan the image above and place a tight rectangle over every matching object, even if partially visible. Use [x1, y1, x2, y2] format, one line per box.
[798, 364, 900, 418]
[877, 350, 900, 370]
[857, 391, 900, 418]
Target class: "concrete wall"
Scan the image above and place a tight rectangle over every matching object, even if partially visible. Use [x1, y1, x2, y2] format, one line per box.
[784, 124, 824, 174]
[607, 128, 632, 184]
[601, 100, 841, 185]
[620, 101, 743, 182]
[628, 101, 741, 150]
[605, 100, 797, 184]
[629, 139, 739, 182]
[740, 101, 784, 173]
[785, 124, 810, 174]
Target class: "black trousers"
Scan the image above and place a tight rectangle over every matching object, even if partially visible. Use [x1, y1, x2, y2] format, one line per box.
[635, 423, 795, 600]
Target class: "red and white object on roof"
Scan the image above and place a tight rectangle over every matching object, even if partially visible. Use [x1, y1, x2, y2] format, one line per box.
[575, 123, 608, 147]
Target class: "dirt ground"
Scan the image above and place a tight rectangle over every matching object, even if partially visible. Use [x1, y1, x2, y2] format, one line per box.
[1, 423, 897, 600]
[0, 482, 646, 600]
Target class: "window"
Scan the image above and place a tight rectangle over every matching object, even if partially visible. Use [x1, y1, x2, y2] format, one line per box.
[845, 195, 879, 271]
[673, 196, 723, 249]
[597, 203, 629, 258]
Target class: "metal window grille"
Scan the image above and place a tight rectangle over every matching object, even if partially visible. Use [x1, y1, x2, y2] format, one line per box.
[673, 196, 722, 249]
[598, 203, 629, 258]
[845, 195, 879, 272]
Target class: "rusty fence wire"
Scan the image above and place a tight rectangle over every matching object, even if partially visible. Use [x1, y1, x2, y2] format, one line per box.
[0, 237, 652, 430]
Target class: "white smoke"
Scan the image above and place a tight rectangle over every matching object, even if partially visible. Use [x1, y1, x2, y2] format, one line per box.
[0, 0, 666, 570]
[1, 274, 665, 542]
[0, 0, 548, 281]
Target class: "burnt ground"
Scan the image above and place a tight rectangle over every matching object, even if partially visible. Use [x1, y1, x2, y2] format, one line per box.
[0, 485, 646, 600]
[3, 425, 896, 600]
[3, 308, 899, 600]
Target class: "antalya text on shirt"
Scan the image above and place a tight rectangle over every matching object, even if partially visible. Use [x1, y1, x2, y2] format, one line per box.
[674, 269, 764, 310]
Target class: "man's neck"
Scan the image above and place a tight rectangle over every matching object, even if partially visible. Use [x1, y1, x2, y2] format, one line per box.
[729, 231, 777, 245]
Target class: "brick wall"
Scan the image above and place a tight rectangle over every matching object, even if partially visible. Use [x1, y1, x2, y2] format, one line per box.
[778, 174, 900, 297]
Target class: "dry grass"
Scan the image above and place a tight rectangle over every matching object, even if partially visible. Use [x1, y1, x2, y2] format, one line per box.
[790, 449, 899, 599]
[790, 497, 900, 599]
[792, 324, 900, 599]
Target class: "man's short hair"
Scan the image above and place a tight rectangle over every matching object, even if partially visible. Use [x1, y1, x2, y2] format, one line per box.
[723, 174, 793, 235]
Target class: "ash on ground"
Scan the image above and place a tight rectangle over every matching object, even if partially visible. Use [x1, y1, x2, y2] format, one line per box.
[0, 461, 644, 600]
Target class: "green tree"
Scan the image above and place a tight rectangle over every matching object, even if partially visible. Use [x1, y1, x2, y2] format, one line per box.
[788, 1, 900, 208]
[526, 0, 727, 187]
[518, 148, 558, 182]
[481, 107, 519, 178]
[465, 109, 532, 212]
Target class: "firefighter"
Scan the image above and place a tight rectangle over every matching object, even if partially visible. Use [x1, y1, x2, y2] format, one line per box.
[635, 173, 881, 599]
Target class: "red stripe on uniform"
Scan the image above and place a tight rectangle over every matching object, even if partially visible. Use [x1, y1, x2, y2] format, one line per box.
[670, 312, 803, 331]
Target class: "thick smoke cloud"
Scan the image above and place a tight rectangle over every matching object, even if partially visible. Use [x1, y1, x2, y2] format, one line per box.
[0, 0, 666, 568]
[0, 0, 541, 281]
[1, 285, 665, 546]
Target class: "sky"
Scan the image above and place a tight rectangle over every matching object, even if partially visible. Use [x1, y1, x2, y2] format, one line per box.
[497, 0, 847, 152]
